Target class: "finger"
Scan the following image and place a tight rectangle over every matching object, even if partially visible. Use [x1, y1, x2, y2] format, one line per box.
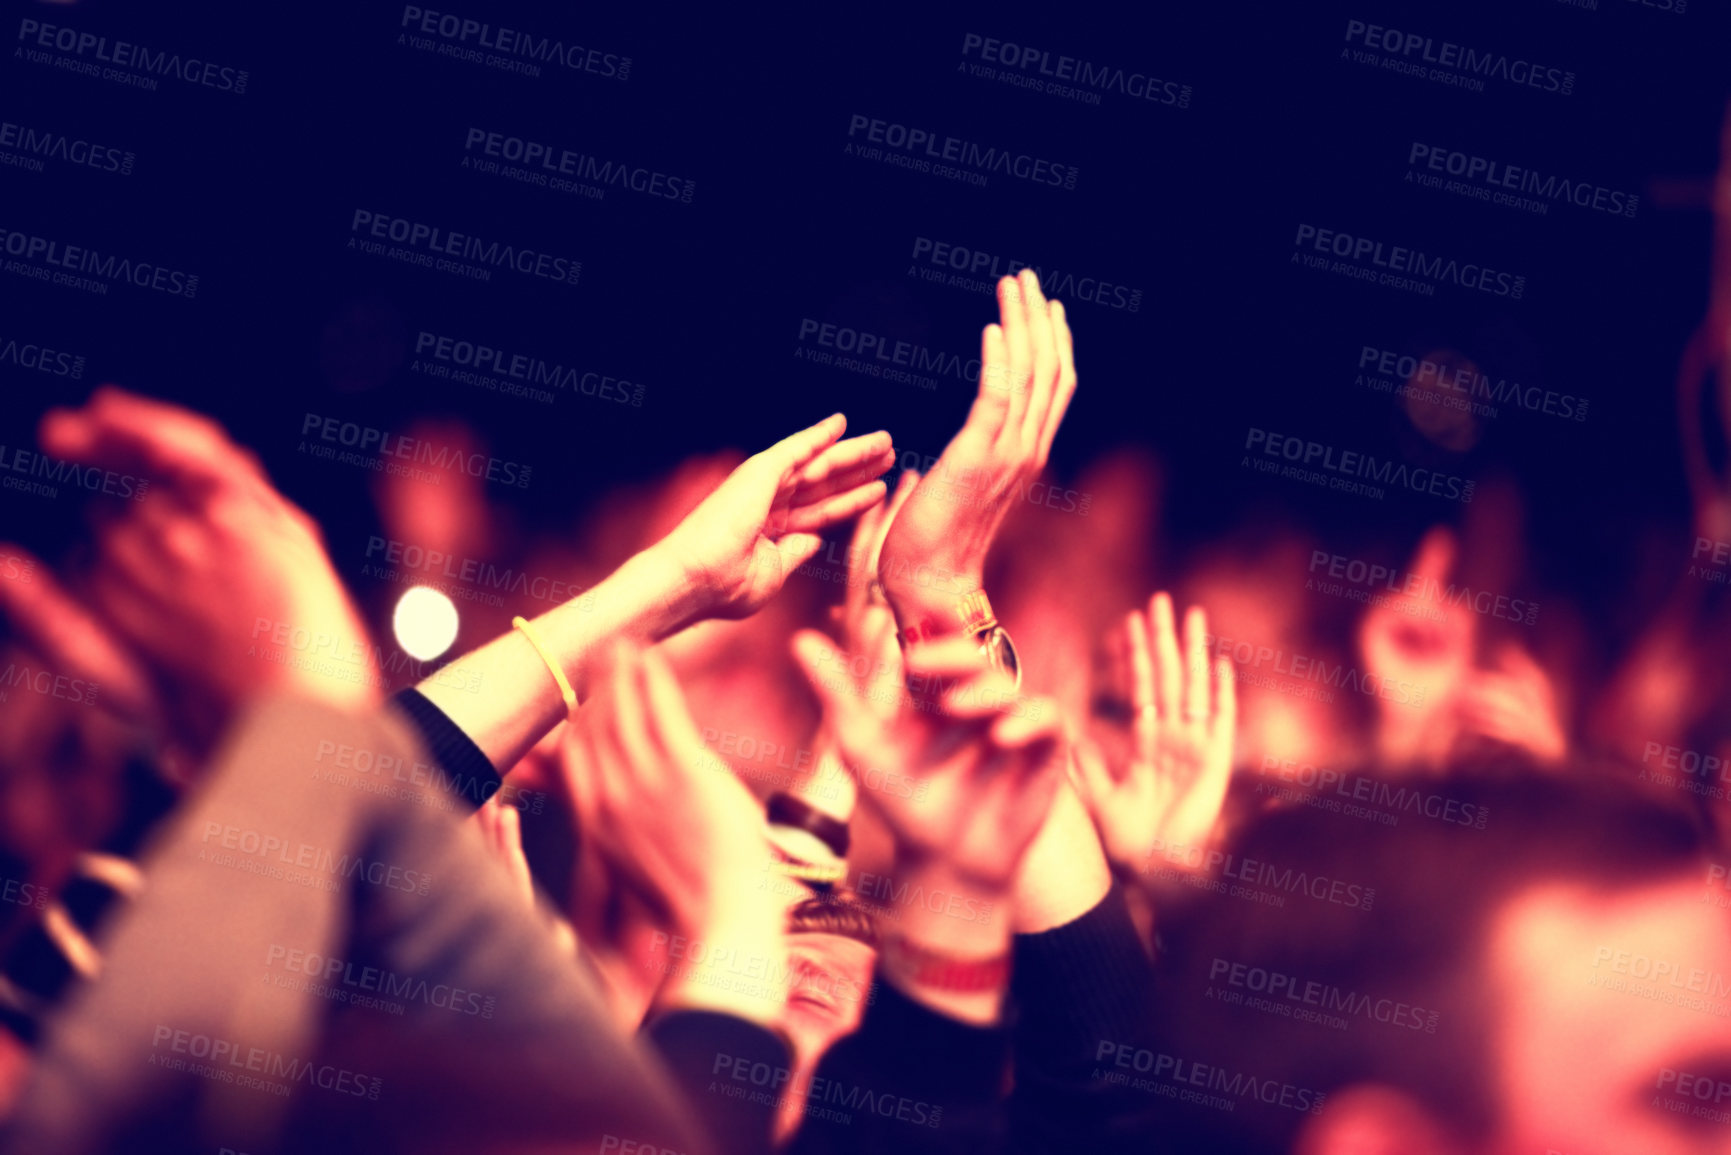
[792, 446, 896, 509]
[884, 466, 920, 521]
[989, 695, 1062, 752]
[1188, 662, 1237, 835]
[1124, 609, 1157, 755]
[1182, 606, 1209, 722]
[1491, 642, 1547, 684]
[900, 634, 993, 682]
[784, 479, 889, 536]
[794, 431, 893, 494]
[1150, 592, 1182, 722]
[966, 324, 1015, 436]
[563, 720, 600, 821]
[791, 629, 871, 746]
[1017, 274, 1058, 453]
[567, 719, 615, 858]
[936, 665, 1022, 720]
[484, 798, 506, 854]
[1068, 738, 1116, 804]
[846, 488, 887, 578]
[997, 274, 1034, 437]
[1035, 300, 1078, 463]
[1407, 526, 1457, 585]
[1210, 654, 1237, 762]
[40, 387, 249, 498]
[773, 530, 825, 573]
[498, 803, 530, 895]
[0, 546, 160, 722]
[856, 468, 918, 583]
[639, 644, 706, 760]
[757, 413, 848, 476]
[89, 515, 181, 621]
[606, 642, 665, 794]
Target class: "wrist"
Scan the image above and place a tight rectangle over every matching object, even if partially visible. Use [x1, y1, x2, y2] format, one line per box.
[880, 577, 986, 646]
[616, 544, 709, 639]
[652, 906, 789, 1029]
[878, 560, 982, 613]
[884, 855, 1013, 946]
[873, 862, 1013, 1024]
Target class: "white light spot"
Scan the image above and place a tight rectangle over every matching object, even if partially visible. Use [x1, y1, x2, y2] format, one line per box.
[393, 586, 459, 661]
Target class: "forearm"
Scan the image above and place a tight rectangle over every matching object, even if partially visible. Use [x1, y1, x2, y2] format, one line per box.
[414, 544, 705, 774]
[875, 860, 1014, 1027]
[1011, 780, 1112, 936]
[651, 917, 789, 1034]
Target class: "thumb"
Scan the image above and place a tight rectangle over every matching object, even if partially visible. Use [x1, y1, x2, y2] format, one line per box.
[775, 531, 824, 571]
[1407, 526, 1458, 585]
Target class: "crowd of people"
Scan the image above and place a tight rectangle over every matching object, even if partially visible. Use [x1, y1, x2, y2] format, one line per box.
[0, 235, 1728, 1155]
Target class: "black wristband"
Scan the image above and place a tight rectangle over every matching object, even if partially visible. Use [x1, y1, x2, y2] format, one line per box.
[766, 793, 850, 859]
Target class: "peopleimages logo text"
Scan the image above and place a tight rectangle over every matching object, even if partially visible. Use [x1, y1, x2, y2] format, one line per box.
[0, 120, 134, 175]
[1343, 19, 1574, 95]
[0, 227, 198, 297]
[399, 7, 628, 79]
[299, 413, 531, 489]
[463, 129, 692, 203]
[1246, 427, 1474, 503]
[349, 211, 579, 286]
[16, 19, 249, 93]
[846, 114, 1078, 189]
[960, 33, 1191, 107]
[1295, 224, 1524, 299]
[1407, 143, 1635, 219]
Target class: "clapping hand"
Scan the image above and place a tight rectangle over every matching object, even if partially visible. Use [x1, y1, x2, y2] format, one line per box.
[877, 271, 1077, 628]
[562, 643, 785, 1026]
[659, 414, 894, 622]
[0, 387, 375, 760]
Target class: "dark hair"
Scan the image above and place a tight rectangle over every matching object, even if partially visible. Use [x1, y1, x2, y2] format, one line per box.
[788, 889, 879, 949]
[1143, 764, 1713, 1154]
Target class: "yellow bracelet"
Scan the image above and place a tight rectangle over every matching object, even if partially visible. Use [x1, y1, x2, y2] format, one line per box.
[774, 860, 849, 885]
[512, 616, 577, 712]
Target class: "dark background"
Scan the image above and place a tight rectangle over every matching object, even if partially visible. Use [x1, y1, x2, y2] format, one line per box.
[3, 0, 1725, 651]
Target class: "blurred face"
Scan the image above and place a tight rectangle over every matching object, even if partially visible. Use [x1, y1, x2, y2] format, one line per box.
[1485, 875, 1731, 1155]
[774, 931, 875, 1144]
[781, 931, 875, 1060]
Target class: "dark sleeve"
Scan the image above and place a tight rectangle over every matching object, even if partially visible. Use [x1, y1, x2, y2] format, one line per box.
[643, 1011, 786, 1155]
[388, 687, 503, 812]
[788, 980, 1008, 1155]
[1006, 884, 1158, 1155]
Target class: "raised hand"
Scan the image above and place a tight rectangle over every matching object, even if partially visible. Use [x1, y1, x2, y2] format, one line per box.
[1071, 593, 1237, 879]
[793, 631, 1062, 1022]
[795, 633, 1062, 892]
[877, 270, 1077, 629]
[658, 414, 894, 621]
[1457, 642, 1567, 766]
[0, 387, 375, 757]
[561, 642, 786, 1025]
